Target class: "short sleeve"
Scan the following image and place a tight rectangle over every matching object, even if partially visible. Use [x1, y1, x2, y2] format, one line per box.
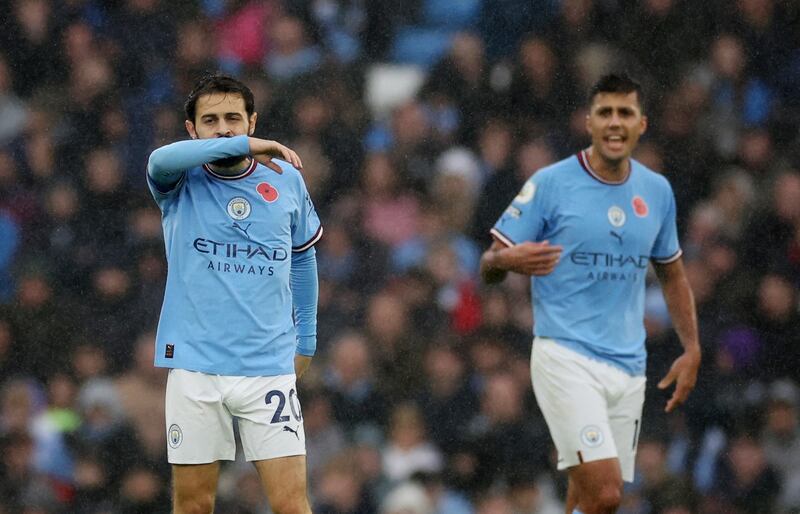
[651, 184, 682, 263]
[490, 173, 550, 247]
[292, 178, 323, 252]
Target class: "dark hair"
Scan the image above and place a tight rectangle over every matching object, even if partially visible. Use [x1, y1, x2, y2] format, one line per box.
[184, 73, 255, 122]
[588, 73, 644, 112]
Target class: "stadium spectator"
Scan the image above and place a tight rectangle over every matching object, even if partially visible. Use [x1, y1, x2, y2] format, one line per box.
[114, 332, 168, 468]
[324, 330, 387, 432]
[381, 402, 443, 483]
[315, 452, 376, 514]
[416, 342, 477, 454]
[303, 389, 348, 489]
[263, 15, 323, 82]
[458, 373, 551, 492]
[761, 379, 800, 512]
[709, 432, 781, 514]
[0, 54, 28, 146]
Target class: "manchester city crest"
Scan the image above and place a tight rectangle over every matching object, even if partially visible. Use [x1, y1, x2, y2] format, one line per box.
[607, 205, 626, 227]
[227, 197, 251, 220]
[168, 424, 183, 448]
[580, 425, 604, 448]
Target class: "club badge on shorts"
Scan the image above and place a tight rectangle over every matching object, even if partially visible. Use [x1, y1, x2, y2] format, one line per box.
[581, 425, 604, 447]
[168, 424, 183, 448]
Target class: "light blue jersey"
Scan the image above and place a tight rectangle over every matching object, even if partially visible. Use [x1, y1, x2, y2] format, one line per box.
[147, 136, 322, 376]
[491, 151, 681, 376]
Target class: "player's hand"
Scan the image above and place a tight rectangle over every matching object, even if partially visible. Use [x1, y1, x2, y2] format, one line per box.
[249, 138, 303, 169]
[294, 354, 312, 380]
[500, 241, 562, 276]
[658, 349, 700, 413]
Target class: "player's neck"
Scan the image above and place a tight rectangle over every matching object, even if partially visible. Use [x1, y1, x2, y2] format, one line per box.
[208, 157, 252, 177]
[586, 147, 630, 183]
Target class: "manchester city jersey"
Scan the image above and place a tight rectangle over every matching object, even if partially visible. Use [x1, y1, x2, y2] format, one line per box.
[147, 137, 322, 376]
[491, 150, 681, 376]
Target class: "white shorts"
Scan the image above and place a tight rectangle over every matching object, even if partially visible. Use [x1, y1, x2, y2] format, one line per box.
[165, 369, 306, 464]
[531, 337, 645, 482]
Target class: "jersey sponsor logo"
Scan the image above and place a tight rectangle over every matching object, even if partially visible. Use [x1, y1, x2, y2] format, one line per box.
[168, 424, 183, 448]
[193, 238, 289, 261]
[580, 425, 604, 448]
[586, 270, 640, 282]
[514, 181, 536, 204]
[571, 251, 649, 282]
[607, 205, 626, 227]
[207, 261, 274, 275]
[570, 252, 649, 269]
[257, 182, 279, 202]
[227, 197, 251, 220]
[632, 196, 649, 217]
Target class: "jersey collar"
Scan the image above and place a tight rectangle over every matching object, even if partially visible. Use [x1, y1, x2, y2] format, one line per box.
[203, 158, 257, 180]
[577, 149, 631, 185]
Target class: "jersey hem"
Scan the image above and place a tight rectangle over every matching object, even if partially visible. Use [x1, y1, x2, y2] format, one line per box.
[537, 335, 646, 377]
[155, 362, 294, 377]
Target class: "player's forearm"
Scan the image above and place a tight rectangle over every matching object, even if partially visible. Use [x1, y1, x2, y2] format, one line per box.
[290, 248, 318, 356]
[480, 248, 509, 284]
[147, 135, 251, 184]
[656, 261, 701, 356]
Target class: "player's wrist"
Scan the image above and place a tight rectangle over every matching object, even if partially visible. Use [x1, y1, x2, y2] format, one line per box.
[247, 136, 262, 155]
[682, 344, 701, 361]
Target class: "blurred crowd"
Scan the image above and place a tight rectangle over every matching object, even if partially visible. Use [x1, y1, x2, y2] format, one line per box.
[1, 0, 800, 513]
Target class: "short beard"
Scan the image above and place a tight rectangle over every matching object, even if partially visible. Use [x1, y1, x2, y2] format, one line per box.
[210, 155, 248, 168]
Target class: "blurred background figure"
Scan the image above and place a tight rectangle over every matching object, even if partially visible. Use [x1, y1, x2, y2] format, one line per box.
[381, 402, 443, 483]
[761, 380, 800, 513]
[315, 452, 376, 514]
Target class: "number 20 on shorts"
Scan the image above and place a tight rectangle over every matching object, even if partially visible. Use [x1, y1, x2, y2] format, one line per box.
[265, 388, 303, 423]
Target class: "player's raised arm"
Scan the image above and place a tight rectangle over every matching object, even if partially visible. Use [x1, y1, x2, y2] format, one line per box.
[147, 135, 251, 189]
[653, 258, 701, 413]
[147, 136, 303, 191]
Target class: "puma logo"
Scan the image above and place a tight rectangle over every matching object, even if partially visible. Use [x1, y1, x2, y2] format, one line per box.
[610, 230, 623, 245]
[233, 222, 252, 236]
[283, 425, 299, 440]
